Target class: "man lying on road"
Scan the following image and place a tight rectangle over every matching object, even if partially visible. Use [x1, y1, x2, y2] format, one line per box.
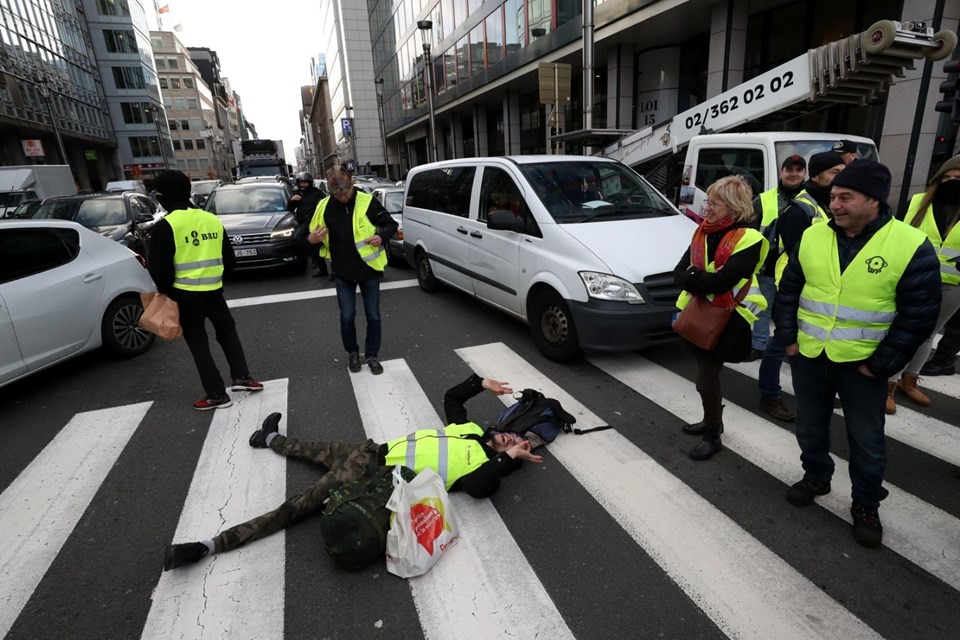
[163, 372, 542, 570]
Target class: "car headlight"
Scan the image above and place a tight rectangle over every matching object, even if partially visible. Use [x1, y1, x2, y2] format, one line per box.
[579, 271, 645, 304]
[270, 228, 294, 239]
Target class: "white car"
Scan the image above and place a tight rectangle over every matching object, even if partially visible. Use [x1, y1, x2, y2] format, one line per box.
[0, 220, 156, 387]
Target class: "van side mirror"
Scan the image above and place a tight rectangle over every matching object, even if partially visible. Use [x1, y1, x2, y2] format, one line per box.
[134, 213, 154, 224]
[487, 209, 522, 232]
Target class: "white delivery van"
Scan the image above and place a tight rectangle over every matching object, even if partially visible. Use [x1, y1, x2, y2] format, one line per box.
[674, 132, 878, 221]
[402, 155, 696, 361]
[0, 165, 75, 218]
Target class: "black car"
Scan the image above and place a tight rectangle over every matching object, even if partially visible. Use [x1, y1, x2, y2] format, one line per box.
[32, 191, 160, 258]
[203, 182, 300, 270]
[3, 199, 41, 220]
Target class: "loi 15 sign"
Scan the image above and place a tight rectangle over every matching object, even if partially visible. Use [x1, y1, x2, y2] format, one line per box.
[22, 139, 45, 157]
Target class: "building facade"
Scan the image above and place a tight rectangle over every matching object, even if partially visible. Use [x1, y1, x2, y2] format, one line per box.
[369, 0, 957, 206]
[0, 0, 121, 188]
[83, 0, 171, 181]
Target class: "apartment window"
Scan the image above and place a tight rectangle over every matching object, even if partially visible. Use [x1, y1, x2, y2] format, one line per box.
[180, 119, 190, 130]
[130, 136, 161, 158]
[151, 38, 163, 50]
[96, 0, 130, 16]
[163, 97, 173, 109]
[177, 160, 187, 171]
[155, 58, 165, 69]
[170, 77, 181, 89]
[189, 117, 202, 130]
[183, 77, 194, 89]
[183, 139, 194, 150]
[168, 119, 178, 130]
[187, 159, 198, 170]
[486, 7, 504, 66]
[120, 102, 155, 124]
[173, 97, 186, 110]
[159, 77, 168, 89]
[196, 139, 206, 150]
[113, 66, 146, 89]
[198, 158, 209, 170]
[172, 139, 181, 151]
[104, 29, 138, 54]
[186, 97, 198, 110]
[167, 57, 179, 69]
[469, 24, 484, 75]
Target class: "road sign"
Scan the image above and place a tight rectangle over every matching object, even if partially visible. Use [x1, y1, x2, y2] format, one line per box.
[84, 149, 97, 160]
[341, 118, 353, 135]
[21, 139, 45, 157]
[538, 62, 572, 105]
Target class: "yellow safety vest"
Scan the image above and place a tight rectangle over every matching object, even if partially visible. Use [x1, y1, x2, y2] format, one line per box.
[903, 192, 960, 285]
[758, 188, 780, 236]
[796, 218, 927, 362]
[383, 423, 490, 490]
[165, 208, 225, 292]
[774, 190, 831, 285]
[676, 227, 770, 326]
[309, 191, 387, 271]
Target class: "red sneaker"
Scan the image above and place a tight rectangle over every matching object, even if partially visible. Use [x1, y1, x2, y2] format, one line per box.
[193, 395, 233, 411]
[231, 378, 264, 392]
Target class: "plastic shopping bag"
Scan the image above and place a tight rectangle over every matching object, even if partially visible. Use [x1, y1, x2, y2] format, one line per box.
[385, 465, 460, 578]
[139, 291, 182, 340]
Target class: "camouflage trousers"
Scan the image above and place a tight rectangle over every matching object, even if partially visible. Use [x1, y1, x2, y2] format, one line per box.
[213, 435, 381, 553]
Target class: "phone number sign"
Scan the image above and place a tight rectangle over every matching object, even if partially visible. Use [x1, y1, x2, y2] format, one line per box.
[673, 57, 811, 148]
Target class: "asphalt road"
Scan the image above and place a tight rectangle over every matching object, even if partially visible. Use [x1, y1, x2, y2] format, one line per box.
[2, 262, 958, 640]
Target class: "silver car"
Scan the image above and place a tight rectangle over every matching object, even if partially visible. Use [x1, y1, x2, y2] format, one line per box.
[372, 186, 405, 265]
[0, 220, 156, 388]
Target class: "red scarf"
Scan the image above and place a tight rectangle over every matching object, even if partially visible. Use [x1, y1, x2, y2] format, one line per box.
[689, 217, 746, 309]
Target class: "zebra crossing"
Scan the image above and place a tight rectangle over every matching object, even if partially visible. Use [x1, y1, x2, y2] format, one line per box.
[2, 341, 959, 639]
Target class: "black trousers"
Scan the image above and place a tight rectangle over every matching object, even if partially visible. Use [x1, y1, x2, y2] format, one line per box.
[176, 290, 250, 397]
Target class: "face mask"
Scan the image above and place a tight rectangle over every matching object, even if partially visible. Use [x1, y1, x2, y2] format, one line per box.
[157, 194, 178, 211]
[935, 179, 960, 202]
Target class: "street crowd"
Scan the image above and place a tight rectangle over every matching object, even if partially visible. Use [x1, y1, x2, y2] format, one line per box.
[144, 142, 959, 568]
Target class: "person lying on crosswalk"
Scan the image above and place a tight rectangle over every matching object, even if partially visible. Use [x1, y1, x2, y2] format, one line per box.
[163, 373, 543, 570]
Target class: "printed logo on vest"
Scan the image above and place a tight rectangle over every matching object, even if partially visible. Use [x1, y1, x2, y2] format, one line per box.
[190, 230, 200, 247]
[865, 255, 888, 274]
[410, 497, 453, 556]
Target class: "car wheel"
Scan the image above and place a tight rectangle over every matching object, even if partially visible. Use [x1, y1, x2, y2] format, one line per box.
[416, 249, 441, 293]
[529, 289, 581, 362]
[101, 295, 155, 357]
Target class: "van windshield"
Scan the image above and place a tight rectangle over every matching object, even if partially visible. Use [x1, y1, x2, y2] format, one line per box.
[518, 161, 675, 223]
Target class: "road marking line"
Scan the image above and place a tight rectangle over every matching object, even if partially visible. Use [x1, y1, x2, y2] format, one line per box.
[227, 279, 419, 309]
[0, 401, 152, 638]
[459, 342, 881, 640]
[595, 353, 960, 593]
[141, 381, 288, 640]
[727, 360, 960, 467]
[350, 359, 574, 640]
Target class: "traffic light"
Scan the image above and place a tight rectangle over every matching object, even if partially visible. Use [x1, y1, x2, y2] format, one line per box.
[935, 59, 960, 123]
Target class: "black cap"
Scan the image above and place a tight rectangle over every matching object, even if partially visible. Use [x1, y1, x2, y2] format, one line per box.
[832, 139, 858, 154]
[154, 170, 191, 199]
[808, 152, 845, 179]
[781, 155, 806, 170]
[830, 159, 891, 203]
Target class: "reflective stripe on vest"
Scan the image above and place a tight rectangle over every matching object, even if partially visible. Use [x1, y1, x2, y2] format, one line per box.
[675, 227, 770, 326]
[383, 422, 488, 490]
[165, 208, 225, 291]
[794, 190, 829, 222]
[796, 218, 927, 362]
[903, 192, 960, 285]
[309, 191, 387, 271]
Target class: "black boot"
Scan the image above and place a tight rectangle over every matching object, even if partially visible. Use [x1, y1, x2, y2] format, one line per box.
[683, 421, 725, 435]
[689, 426, 723, 460]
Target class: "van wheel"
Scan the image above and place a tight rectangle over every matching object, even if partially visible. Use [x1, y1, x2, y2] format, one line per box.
[101, 295, 155, 357]
[416, 250, 441, 293]
[529, 290, 581, 362]
[925, 30, 958, 61]
[862, 20, 898, 54]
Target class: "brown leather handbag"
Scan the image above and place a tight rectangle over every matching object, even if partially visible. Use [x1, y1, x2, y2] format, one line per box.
[672, 280, 751, 351]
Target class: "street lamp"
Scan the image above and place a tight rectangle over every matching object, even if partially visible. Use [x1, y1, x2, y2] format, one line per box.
[417, 19, 438, 163]
[375, 78, 390, 180]
[36, 79, 68, 164]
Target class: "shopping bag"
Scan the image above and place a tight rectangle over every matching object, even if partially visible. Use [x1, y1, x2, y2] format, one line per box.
[139, 291, 182, 340]
[385, 466, 460, 578]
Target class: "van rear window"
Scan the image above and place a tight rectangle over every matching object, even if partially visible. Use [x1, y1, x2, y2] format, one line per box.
[406, 167, 476, 217]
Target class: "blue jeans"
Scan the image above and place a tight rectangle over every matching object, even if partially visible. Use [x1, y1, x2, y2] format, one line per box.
[758, 334, 786, 400]
[334, 276, 381, 358]
[790, 355, 889, 509]
[751, 275, 777, 351]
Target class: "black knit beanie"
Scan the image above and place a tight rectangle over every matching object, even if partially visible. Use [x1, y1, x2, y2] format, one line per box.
[830, 159, 891, 203]
[807, 152, 845, 179]
[154, 170, 193, 212]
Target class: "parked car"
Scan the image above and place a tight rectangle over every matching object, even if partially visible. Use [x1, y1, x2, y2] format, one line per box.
[2, 199, 41, 220]
[105, 179, 148, 194]
[32, 192, 160, 260]
[372, 186, 405, 265]
[203, 182, 300, 270]
[402, 155, 696, 362]
[0, 220, 156, 387]
[191, 179, 223, 208]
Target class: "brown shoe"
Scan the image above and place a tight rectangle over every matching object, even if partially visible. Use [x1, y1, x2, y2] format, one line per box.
[897, 372, 931, 407]
[885, 381, 897, 415]
[760, 398, 796, 422]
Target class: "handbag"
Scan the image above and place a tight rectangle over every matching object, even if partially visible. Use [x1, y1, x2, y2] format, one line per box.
[139, 291, 182, 340]
[672, 279, 751, 351]
[385, 466, 460, 578]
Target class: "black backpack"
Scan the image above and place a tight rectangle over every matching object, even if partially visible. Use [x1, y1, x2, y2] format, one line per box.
[319, 464, 416, 570]
[494, 389, 577, 443]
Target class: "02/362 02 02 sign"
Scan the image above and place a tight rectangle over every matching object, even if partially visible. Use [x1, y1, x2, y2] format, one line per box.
[684, 71, 796, 131]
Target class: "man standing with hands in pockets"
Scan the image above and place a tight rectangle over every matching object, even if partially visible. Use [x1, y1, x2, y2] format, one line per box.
[308, 166, 398, 374]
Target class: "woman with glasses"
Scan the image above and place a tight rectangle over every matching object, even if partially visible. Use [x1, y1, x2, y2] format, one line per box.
[890, 156, 960, 410]
[673, 176, 769, 460]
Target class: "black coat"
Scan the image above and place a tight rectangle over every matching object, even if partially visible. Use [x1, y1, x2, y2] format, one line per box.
[774, 210, 942, 378]
[287, 186, 324, 226]
[674, 221, 763, 363]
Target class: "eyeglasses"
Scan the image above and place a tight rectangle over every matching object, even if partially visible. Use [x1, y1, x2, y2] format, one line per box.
[705, 200, 728, 209]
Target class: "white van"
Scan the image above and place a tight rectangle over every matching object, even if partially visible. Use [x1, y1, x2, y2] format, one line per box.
[402, 155, 696, 361]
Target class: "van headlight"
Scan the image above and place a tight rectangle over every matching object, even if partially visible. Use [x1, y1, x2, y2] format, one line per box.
[579, 272, 645, 304]
[270, 228, 294, 239]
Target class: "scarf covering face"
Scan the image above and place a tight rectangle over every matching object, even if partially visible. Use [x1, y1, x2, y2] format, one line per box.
[690, 216, 746, 308]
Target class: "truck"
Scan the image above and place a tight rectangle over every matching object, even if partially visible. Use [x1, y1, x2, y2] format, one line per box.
[232, 139, 288, 179]
[603, 19, 957, 219]
[0, 165, 76, 218]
